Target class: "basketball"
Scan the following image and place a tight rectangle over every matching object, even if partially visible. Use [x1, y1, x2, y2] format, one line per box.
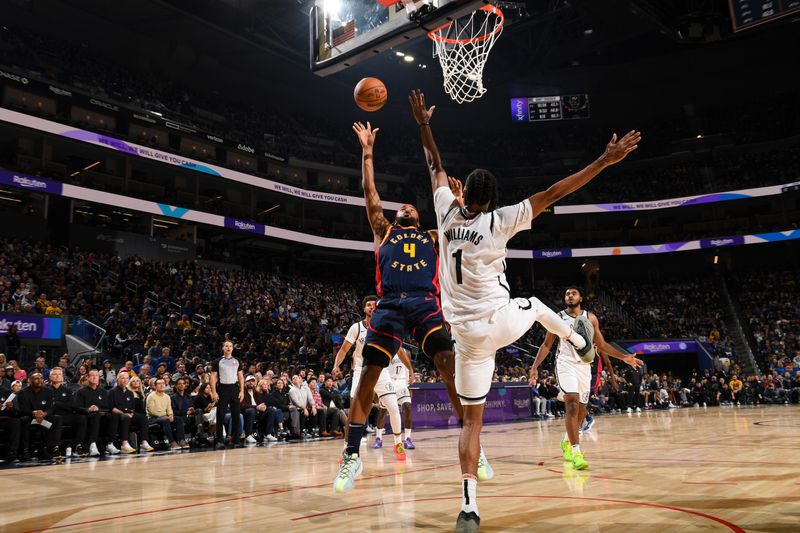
[354, 77, 387, 111]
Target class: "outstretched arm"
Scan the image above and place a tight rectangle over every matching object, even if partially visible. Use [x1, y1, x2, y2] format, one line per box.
[529, 130, 641, 219]
[353, 121, 392, 245]
[409, 90, 448, 193]
[529, 332, 557, 385]
[588, 312, 644, 369]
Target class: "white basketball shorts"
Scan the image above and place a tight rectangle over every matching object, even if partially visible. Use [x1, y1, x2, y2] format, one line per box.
[351, 367, 396, 403]
[393, 380, 411, 405]
[555, 357, 591, 405]
[451, 296, 553, 405]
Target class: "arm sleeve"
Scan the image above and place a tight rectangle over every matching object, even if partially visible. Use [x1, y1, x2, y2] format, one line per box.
[493, 200, 534, 239]
[433, 186, 458, 225]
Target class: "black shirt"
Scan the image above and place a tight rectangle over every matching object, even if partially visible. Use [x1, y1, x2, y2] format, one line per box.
[76, 386, 110, 412]
[17, 386, 55, 417]
[108, 387, 136, 414]
[50, 384, 82, 415]
[0, 386, 16, 417]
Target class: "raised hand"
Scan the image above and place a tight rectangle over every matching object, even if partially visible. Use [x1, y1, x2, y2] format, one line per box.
[448, 176, 464, 206]
[409, 89, 436, 125]
[352, 121, 380, 150]
[599, 130, 642, 166]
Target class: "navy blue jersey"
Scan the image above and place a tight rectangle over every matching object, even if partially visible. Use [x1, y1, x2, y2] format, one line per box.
[375, 225, 439, 297]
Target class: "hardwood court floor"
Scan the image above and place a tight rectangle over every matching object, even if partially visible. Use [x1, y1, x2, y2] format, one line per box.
[2, 405, 798, 533]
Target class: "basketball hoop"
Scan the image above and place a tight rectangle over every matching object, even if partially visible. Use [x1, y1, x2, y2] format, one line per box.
[428, 4, 504, 104]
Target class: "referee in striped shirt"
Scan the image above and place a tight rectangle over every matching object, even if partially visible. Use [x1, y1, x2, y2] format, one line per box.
[210, 340, 245, 449]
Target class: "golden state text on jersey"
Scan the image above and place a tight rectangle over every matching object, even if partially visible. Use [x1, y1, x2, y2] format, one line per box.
[375, 226, 440, 297]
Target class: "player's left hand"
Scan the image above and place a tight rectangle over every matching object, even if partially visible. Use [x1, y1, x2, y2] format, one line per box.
[599, 130, 641, 166]
[409, 89, 436, 125]
[528, 368, 538, 386]
[624, 354, 644, 368]
[448, 176, 464, 206]
[352, 121, 380, 150]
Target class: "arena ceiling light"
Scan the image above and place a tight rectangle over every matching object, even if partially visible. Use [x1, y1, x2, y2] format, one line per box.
[403, 55, 414, 62]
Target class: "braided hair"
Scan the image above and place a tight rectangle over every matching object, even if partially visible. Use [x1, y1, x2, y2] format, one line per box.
[464, 168, 498, 212]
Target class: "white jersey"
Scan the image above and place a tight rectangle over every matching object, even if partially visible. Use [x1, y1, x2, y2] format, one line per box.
[390, 354, 409, 383]
[434, 186, 534, 324]
[555, 309, 590, 366]
[344, 320, 368, 373]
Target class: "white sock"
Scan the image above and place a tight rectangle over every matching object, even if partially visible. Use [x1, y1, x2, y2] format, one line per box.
[571, 444, 581, 454]
[393, 433, 402, 445]
[461, 475, 479, 515]
[534, 301, 586, 349]
[567, 327, 587, 350]
[376, 428, 384, 439]
[562, 432, 569, 443]
[404, 428, 412, 440]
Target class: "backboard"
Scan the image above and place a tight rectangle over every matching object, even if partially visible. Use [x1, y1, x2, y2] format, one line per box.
[310, 0, 486, 76]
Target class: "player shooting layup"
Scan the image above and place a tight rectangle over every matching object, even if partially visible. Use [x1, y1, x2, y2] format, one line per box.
[409, 89, 641, 532]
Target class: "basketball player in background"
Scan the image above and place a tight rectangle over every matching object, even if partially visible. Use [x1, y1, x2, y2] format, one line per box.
[332, 296, 406, 460]
[334, 122, 487, 493]
[409, 89, 640, 532]
[529, 287, 643, 471]
[390, 347, 416, 448]
[370, 347, 414, 449]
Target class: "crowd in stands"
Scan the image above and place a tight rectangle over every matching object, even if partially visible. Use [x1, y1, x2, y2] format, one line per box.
[2, 25, 799, 209]
[733, 270, 800, 376]
[1, 233, 798, 464]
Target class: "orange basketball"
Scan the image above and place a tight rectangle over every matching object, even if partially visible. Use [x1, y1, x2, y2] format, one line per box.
[354, 77, 387, 112]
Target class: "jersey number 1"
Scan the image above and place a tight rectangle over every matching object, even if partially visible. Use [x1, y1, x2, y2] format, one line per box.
[452, 250, 463, 284]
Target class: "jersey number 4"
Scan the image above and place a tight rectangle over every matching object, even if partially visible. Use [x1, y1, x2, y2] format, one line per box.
[452, 250, 463, 284]
[404, 243, 416, 258]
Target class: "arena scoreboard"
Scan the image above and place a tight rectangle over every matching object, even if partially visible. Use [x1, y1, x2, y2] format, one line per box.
[510, 94, 590, 123]
[729, 0, 800, 31]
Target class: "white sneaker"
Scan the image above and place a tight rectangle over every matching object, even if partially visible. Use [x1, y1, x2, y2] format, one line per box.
[140, 440, 154, 452]
[89, 443, 100, 457]
[120, 443, 136, 454]
[635, 407, 642, 413]
[626, 407, 632, 413]
[64, 446, 73, 458]
[106, 443, 121, 455]
[265, 434, 278, 442]
[245, 434, 257, 445]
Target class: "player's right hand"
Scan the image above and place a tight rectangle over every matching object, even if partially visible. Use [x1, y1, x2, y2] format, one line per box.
[409, 89, 435, 125]
[332, 365, 340, 378]
[211, 392, 219, 402]
[528, 368, 538, 386]
[352, 121, 379, 150]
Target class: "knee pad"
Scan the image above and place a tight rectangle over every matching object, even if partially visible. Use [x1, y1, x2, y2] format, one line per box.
[363, 344, 393, 368]
[422, 327, 453, 357]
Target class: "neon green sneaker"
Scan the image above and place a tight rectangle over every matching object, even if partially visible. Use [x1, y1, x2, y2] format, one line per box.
[572, 450, 589, 470]
[561, 440, 573, 461]
[477, 447, 494, 481]
[333, 452, 363, 493]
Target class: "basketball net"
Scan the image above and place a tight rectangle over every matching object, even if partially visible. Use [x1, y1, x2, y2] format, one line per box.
[428, 5, 504, 104]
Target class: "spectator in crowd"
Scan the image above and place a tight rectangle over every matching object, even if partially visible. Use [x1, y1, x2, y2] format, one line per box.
[2, 364, 15, 388]
[288, 374, 316, 437]
[4, 325, 21, 359]
[55, 355, 75, 382]
[48, 367, 87, 457]
[270, 378, 298, 438]
[171, 377, 195, 443]
[17, 371, 62, 461]
[0, 382, 21, 462]
[154, 347, 176, 374]
[146, 377, 187, 450]
[76, 369, 120, 456]
[257, 378, 282, 441]
[109, 370, 153, 453]
[31, 356, 50, 381]
[308, 377, 340, 437]
[240, 374, 273, 444]
[193, 383, 217, 442]
[100, 360, 116, 387]
[320, 375, 347, 434]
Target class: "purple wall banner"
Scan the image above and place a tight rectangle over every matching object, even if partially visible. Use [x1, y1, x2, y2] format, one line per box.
[619, 340, 698, 354]
[700, 236, 745, 248]
[0, 314, 63, 340]
[409, 383, 532, 428]
[224, 218, 265, 235]
[532, 248, 572, 259]
[0, 170, 63, 195]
